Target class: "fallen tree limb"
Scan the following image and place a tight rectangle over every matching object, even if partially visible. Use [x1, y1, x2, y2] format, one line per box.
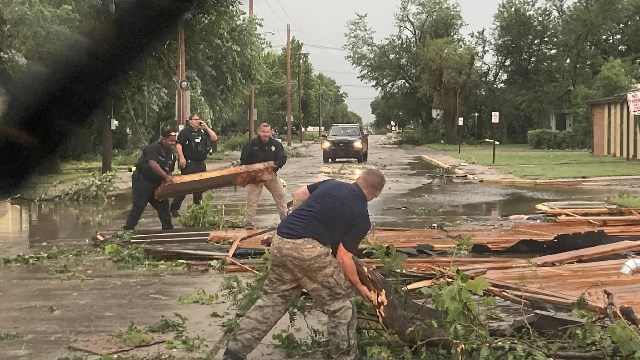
[353, 257, 454, 351]
[620, 305, 640, 327]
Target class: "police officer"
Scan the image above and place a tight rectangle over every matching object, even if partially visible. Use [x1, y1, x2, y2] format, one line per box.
[123, 129, 177, 231]
[222, 169, 386, 360]
[169, 113, 218, 217]
[240, 122, 287, 229]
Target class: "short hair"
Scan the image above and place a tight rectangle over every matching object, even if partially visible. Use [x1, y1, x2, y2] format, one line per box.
[258, 123, 271, 130]
[189, 114, 200, 120]
[358, 169, 386, 194]
[161, 128, 177, 138]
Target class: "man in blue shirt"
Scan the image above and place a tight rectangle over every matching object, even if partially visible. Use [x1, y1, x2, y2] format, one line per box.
[222, 169, 386, 360]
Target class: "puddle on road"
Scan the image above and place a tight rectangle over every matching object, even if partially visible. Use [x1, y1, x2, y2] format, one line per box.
[370, 158, 627, 227]
[0, 156, 629, 248]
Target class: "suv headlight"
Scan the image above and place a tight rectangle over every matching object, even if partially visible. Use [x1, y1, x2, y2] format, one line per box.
[321, 140, 331, 150]
[352, 139, 363, 150]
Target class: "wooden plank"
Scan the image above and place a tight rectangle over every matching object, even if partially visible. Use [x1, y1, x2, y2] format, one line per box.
[155, 161, 276, 200]
[531, 241, 640, 266]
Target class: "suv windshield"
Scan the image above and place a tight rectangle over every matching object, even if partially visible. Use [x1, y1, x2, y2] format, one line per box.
[329, 126, 360, 137]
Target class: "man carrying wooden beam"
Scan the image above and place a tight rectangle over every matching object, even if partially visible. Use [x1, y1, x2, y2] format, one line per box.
[221, 169, 386, 360]
[240, 122, 287, 229]
[123, 129, 177, 231]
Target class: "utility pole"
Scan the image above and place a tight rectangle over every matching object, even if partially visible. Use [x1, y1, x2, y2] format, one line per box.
[286, 23, 292, 146]
[318, 83, 322, 137]
[297, 51, 303, 143]
[176, 21, 187, 127]
[248, 0, 255, 137]
[101, 0, 115, 174]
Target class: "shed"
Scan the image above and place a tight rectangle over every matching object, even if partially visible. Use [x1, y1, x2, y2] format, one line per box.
[589, 93, 638, 159]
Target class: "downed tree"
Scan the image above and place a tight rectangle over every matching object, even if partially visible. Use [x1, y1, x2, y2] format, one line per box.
[353, 257, 455, 351]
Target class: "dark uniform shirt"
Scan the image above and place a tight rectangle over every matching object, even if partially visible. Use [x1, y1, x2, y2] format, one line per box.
[135, 142, 176, 186]
[240, 136, 287, 169]
[177, 126, 210, 162]
[277, 179, 370, 255]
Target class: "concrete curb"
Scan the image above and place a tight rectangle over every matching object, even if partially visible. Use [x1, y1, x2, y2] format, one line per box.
[419, 154, 640, 186]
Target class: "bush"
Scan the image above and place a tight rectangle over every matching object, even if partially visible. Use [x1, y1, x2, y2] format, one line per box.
[223, 133, 249, 151]
[285, 146, 306, 158]
[177, 194, 244, 229]
[113, 149, 141, 167]
[395, 129, 441, 146]
[527, 129, 589, 150]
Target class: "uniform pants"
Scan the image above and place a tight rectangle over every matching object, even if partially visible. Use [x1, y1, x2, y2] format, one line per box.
[243, 177, 287, 227]
[225, 236, 358, 360]
[170, 160, 207, 212]
[123, 173, 173, 230]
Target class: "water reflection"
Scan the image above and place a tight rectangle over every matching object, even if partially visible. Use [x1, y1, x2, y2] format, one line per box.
[371, 158, 626, 227]
[0, 156, 631, 246]
[1, 193, 132, 247]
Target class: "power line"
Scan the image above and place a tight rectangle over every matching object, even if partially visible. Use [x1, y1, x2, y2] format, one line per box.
[273, 0, 297, 28]
[305, 44, 346, 51]
[264, 0, 289, 24]
[317, 69, 359, 75]
[339, 84, 373, 88]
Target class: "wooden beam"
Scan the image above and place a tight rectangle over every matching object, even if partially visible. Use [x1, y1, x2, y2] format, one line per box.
[155, 161, 276, 200]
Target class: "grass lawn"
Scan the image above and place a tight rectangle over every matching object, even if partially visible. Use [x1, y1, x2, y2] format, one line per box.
[425, 144, 640, 179]
[609, 194, 640, 208]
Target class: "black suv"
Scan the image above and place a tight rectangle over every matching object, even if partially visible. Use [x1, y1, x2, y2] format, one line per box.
[321, 124, 369, 163]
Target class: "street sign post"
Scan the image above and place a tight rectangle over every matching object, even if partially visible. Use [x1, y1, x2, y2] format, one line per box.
[458, 117, 463, 154]
[491, 112, 499, 164]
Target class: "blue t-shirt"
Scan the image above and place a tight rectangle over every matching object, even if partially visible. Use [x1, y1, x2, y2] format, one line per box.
[277, 179, 371, 255]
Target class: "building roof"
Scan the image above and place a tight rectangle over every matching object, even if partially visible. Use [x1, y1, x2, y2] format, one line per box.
[586, 93, 627, 105]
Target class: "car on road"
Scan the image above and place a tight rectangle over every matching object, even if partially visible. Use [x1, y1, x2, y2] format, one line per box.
[321, 123, 369, 163]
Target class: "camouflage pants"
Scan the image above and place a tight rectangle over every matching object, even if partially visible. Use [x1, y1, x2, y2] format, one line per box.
[243, 177, 287, 227]
[225, 235, 358, 360]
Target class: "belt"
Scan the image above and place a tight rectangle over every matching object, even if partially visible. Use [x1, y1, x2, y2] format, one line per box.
[276, 234, 330, 248]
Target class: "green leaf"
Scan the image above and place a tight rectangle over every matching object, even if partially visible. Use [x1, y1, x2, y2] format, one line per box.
[464, 276, 490, 295]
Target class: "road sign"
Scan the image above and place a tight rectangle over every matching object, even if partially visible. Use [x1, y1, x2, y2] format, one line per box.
[458, 117, 464, 126]
[491, 112, 500, 123]
[628, 91, 640, 115]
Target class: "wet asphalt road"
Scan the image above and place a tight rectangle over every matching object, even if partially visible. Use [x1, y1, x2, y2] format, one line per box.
[0, 135, 631, 360]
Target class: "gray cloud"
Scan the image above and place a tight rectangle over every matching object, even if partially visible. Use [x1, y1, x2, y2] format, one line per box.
[246, 0, 500, 123]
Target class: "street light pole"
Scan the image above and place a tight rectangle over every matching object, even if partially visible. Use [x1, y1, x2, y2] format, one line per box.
[297, 51, 308, 143]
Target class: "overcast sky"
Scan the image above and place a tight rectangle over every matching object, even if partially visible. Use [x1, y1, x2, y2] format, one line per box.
[245, 0, 501, 124]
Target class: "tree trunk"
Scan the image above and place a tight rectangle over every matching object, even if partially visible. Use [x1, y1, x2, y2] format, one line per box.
[102, 115, 112, 173]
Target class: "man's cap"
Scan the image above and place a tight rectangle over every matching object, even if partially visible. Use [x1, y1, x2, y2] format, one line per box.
[161, 128, 178, 138]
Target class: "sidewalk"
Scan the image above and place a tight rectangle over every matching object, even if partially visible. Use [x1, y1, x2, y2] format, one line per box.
[420, 151, 640, 187]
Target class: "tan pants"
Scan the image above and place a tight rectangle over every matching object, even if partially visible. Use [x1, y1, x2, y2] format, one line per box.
[244, 177, 287, 227]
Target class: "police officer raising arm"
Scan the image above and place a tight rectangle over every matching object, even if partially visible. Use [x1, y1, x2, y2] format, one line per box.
[123, 129, 177, 231]
[170, 113, 218, 217]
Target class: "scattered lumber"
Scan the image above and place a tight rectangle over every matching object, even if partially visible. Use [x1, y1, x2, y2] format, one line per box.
[155, 161, 276, 200]
[529, 241, 640, 266]
[555, 215, 640, 226]
[208, 222, 640, 252]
